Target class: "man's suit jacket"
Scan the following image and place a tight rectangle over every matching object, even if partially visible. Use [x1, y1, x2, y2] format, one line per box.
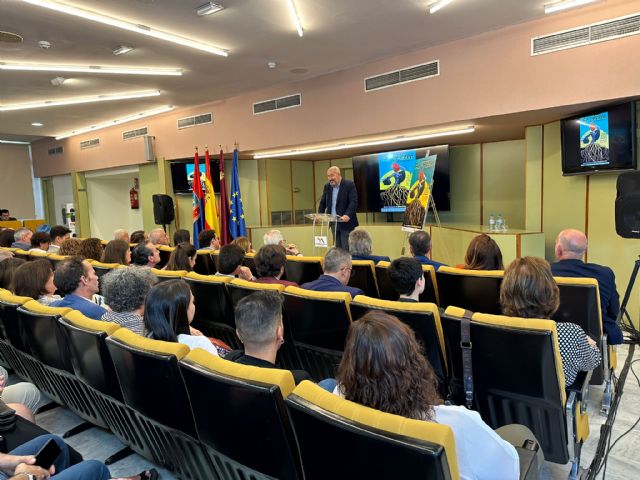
[318, 179, 359, 231]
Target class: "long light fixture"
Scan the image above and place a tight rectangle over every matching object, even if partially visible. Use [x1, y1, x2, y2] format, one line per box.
[0, 62, 182, 76]
[55, 105, 174, 140]
[429, 0, 456, 14]
[286, 0, 304, 37]
[197, 2, 224, 16]
[0, 90, 161, 112]
[253, 126, 475, 159]
[0, 139, 31, 145]
[22, 0, 228, 56]
[544, 0, 597, 14]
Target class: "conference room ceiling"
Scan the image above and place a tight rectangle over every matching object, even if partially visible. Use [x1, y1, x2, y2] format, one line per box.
[0, 0, 569, 142]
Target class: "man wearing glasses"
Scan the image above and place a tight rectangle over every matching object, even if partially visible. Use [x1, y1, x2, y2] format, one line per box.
[301, 247, 363, 297]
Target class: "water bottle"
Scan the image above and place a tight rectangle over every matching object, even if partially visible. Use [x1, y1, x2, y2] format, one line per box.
[496, 213, 504, 232]
[488, 214, 495, 232]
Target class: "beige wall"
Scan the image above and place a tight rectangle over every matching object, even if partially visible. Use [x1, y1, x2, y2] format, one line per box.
[0, 144, 35, 219]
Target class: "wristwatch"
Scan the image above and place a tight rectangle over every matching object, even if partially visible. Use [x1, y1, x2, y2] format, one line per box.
[14, 474, 36, 480]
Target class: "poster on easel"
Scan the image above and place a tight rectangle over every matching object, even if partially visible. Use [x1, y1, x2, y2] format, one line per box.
[401, 150, 437, 231]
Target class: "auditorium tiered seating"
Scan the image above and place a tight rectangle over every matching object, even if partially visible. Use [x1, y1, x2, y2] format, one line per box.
[436, 266, 503, 313]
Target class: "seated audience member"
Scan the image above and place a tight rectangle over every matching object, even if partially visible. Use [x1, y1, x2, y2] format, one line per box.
[551, 229, 623, 345]
[29, 232, 50, 253]
[387, 257, 424, 302]
[0, 229, 15, 248]
[301, 247, 363, 297]
[47, 225, 71, 253]
[165, 242, 197, 272]
[0, 365, 41, 422]
[501, 256, 601, 386]
[231, 236, 254, 253]
[215, 244, 254, 280]
[50, 257, 107, 320]
[12, 259, 61, 306]
[130, 230, 147, 244]
[263, 229, 301, 256]
[197, 229, 220, 250]
[58, 238, 82, 256]
[0, 433, 157, 480]
[0, 250, 13, 262]
[462, 234, 504, 270]
[143, 279, 222, 356]
[101, 267, 156, 335]
[173, 229, 191, 246]
[149, 228, 170, 246]
[0, 258, 26, 290]
[254, 245, 298, 287]
[80, 237, 104, 261]
[101, 239, 131, 266]
[131, 241, 161, 268]
[348, 229, 390, 263]
[10, 228, 32, 250]
[331, 310, 523, 480]
[113, 228, 130, 243]
[408, 231, 447, 270]
[0, 209, 16, 221]
[226, 291, 311, 384]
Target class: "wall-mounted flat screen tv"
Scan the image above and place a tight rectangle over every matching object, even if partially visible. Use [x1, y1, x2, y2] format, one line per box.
[352, 145, 450, 212]
[561, 102, 637, 175]
[170, 159, 220, 194]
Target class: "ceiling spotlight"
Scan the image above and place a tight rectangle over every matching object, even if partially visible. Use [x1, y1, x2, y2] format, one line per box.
[38, 40, 52, 49]
[267, 61, 277, 69]
[112, 45, 134, 55]
[32, 122, 44, 127]
[196, 2, 224, 16]
[50, 76, 66, 86]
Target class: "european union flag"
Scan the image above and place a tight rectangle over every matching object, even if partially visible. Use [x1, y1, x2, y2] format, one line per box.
[229, 148, 247, 239]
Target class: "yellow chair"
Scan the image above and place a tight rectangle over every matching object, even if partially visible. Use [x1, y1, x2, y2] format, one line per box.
[23, 219, 45, 232]
[284, 255, 323, 285]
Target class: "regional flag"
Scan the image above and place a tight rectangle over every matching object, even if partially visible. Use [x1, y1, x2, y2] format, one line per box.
[218, 148, 231, 245]
[229, 148, 247, 239]
[203, 148, 220, 237]
[192, 149, 205, 248]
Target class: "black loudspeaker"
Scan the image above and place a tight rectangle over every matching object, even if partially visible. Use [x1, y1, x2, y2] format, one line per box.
[152, 194, 175, 225]
[615, 171, 640, 238]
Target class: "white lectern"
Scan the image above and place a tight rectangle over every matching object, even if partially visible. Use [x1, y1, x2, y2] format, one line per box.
[305, 213, 345, 254]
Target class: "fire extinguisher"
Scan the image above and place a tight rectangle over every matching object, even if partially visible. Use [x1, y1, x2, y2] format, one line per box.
[130, 178, 140, 209]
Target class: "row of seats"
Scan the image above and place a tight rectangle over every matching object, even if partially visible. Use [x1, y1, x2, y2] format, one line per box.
[0, 219, 45, 231]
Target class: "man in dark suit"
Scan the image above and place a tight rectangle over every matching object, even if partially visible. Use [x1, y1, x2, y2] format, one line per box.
[318, 166, 358, 249]
[550, 229, 623, 345]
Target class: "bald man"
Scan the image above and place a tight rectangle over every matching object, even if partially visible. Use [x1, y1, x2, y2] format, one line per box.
[318, 166, 359, 249]
[551, 229, 623, 345]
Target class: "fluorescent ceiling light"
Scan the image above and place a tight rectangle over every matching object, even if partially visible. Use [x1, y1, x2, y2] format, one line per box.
[112, 45, 134, 55]
[0, 90, 161, 112]
[429, 0, 456, 14]
[544, 0, 597, 14]
[254, 126, 475, 159]
[22, 0, 228, 56]
[286, 0, 304, 37]
[197, 2, 224, 16]
[0, 139, 31, 145]
[55, 105, 174, 140]
[31, 122, 44, 127]
[0, 62, 182, 76]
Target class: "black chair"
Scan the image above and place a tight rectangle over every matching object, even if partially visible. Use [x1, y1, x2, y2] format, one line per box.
[435, 266, 503, 313]
[349, 260, 379, 298]
[0, 290, 34, 380]
[243, 252, 258, 277]
[284, 256, 323, 285]
[89, 261, 124, 294]
[375, 261, 439, 304]
[156, 245, 174, 269]
[193, 249, 216, 275]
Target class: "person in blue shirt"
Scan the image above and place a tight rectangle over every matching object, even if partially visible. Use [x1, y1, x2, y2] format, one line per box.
[408, 231, 446, 271]
[301, 248, 363, 297]
[50, 257, 107, 320]
[348, 229, 390, 264]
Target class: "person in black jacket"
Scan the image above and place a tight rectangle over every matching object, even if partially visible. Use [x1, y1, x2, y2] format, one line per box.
[318, 166, 359, 249]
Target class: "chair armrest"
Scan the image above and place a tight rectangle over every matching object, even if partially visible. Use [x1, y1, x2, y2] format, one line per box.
[566, 369, 592, 413]
[516, 446, 538, 480]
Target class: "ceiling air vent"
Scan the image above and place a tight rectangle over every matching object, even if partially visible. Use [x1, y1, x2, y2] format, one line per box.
[123, 126, 148, 140]
[253, 94, 301, 115]
[365, 60, 439, 92]
[48, 146, 63, 155]
[80, 138, 100, 150]
[532, 12, 640, 55]
[177, 113, 212, 129]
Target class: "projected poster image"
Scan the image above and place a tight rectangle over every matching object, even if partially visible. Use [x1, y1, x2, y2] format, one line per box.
[185, 164, 207, 192]
[579, 112, 609, 166]
[379, 150, 418, 212]
[402, 151, 437, 230]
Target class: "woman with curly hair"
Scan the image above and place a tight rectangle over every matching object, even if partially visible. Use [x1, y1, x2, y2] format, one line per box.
[58, 238, 82, 256]
[101, 239, 131, 266]
[333, 310, 521, 479]
[165, 242, 197, 272]
[80, 237, 104, 261]
[461, 234, 503, 270]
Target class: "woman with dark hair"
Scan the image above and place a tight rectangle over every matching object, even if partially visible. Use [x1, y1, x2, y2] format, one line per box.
[500, 256, 601, 386]
[143, 279, 223, 356]
[173, 229, 191, 246]
[11, 259, 61, 305]
[101, 239, 131, 265]
[80, 237, 104, 261]
[0, 229, 15, 248]
[462, 234, 503, 270]
[0, 258, 26, 290]
[58, 238, 82, 256]
[334, 310, 520, 479]
[165, 242, 197, 272]
[130, 230, 147, 244]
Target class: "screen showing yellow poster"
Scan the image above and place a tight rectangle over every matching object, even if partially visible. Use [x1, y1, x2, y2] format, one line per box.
[402, 151, 437, 230]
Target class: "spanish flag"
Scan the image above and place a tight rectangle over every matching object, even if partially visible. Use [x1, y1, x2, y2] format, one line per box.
[203, 148, 220, 237]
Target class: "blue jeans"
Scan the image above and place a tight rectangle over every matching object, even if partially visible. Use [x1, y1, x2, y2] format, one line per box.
[318, 378, 337, 392]
[0, 434, 110, 480]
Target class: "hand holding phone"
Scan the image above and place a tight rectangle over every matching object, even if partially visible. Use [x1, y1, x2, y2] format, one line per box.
[34, 438, 61, 469]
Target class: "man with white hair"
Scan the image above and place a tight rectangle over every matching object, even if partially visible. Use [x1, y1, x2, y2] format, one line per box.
[114, 228, 130, 243]
[318, 166, 359, 249]
[551, 228, 623, 345]
[149, 227, 170, 246]
[263, 229, 301, 256]
[10, 228, 32, 250]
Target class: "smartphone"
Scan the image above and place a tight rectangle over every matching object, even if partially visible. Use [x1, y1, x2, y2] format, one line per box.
[34, 438, 62, 469]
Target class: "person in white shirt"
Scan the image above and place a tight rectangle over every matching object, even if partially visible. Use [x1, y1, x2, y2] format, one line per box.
[47, 225, 71, 253]
[332, 310, 530, 480]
